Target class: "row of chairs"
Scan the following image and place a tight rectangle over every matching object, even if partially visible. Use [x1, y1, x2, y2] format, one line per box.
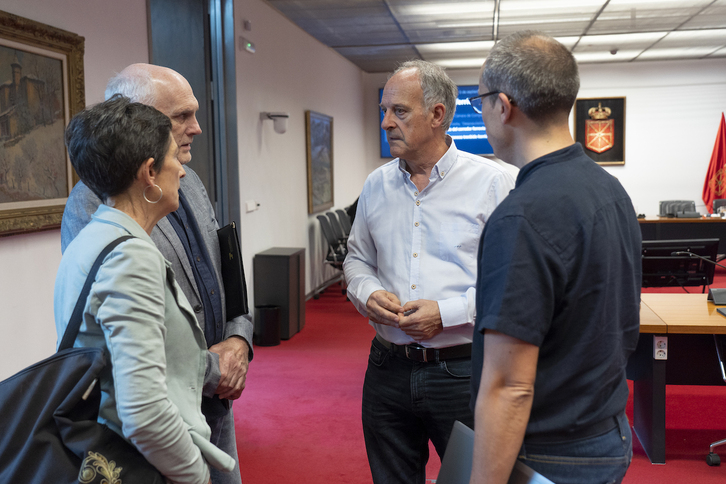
[315, 210, 352, 298]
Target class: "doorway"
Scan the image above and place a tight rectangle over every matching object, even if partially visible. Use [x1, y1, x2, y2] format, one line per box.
[147, 0, 240, 225]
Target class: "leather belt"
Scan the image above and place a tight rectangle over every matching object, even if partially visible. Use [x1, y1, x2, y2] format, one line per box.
[524, 415, 620, 444]
[375, 334, 471, 363]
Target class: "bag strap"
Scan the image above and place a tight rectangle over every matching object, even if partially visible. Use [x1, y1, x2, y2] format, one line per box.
[58, 235, 135, 351]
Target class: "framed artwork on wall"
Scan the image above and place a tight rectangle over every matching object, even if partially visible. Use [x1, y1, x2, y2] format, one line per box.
[0, 10, 85, 237]
[306, 110, 334, 214]
[573, 97, 626, 165]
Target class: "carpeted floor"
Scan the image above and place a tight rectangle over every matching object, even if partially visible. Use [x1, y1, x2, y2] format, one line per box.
[235, 270, 726, 483]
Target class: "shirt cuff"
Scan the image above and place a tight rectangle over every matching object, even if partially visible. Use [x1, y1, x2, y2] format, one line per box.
[203, 350, 221, 398]
[438, 295, 470, 328]
[224, 314, 254, 360]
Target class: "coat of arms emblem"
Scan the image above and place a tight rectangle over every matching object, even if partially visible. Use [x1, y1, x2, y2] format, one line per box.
[585, 103, 614, 154]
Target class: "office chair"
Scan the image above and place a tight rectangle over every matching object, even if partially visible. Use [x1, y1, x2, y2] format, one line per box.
[335, 209, 352, 236]
[659, 200, 698, 218]
[714, 199, 726, 214]
[315, 215, 347, 298]
[325, 211, 348, 246]
[706, 335, 726, 466]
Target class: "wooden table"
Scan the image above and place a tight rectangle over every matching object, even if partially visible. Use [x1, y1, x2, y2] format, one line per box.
[629, 294, 726, 464]
[639, 216, 726, 254]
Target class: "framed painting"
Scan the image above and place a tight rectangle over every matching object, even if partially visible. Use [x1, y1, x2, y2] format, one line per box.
[0, 10, 85, 237]
[573, 97, 626, 165]
[306, 110, 334, 214]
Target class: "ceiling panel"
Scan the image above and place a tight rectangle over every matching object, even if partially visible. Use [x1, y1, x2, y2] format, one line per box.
[680, 0, 726, 28]
[263, 0, 726, 72]
[334, 43, 421, 72]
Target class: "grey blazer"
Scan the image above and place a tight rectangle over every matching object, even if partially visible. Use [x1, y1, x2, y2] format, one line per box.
[61, 167, 254, 398]
[55, 205, 235, 480]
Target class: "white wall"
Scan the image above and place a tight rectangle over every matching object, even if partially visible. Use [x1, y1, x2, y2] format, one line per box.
[0, 0, 149, 379]
[578, 60, 726, 215]
[233, 0, 374, 299]
[365, 60, 726, 216]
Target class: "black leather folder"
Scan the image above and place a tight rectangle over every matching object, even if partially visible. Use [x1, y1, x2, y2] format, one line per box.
[217, 222, 249, 319]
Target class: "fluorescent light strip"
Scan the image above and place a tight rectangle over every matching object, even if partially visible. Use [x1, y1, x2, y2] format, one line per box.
[416, 41, 495, 54]
[396, 2, 492, 16]
[638, 46, 726, 58]
[663, 29, 726, 41]
[573, 32, 667, 46]
[573, 50, 641, 62]
[431, 58, 488, 69]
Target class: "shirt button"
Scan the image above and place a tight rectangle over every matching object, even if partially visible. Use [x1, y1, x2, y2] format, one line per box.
[196, 257, 201, 262]
[414, 191, 419, 196]
[411, 284, 416, 289]
[194, 305, 203, 313]
[441, 171, 446, 177]
[414, 222, 419, 227]
[211, 290, 215, 295]
[416, 200, 421, 206]
[413, 253, 418, 258]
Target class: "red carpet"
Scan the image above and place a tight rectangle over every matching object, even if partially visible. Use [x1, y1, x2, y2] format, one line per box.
[235, 268, 726, 483]
[235, 286, 384, 483]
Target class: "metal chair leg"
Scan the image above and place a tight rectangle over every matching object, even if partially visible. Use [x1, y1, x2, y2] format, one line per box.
[707, 335, 726, 466]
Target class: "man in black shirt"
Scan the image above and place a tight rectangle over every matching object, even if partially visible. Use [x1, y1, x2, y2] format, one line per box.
[469, 31, 641, 484]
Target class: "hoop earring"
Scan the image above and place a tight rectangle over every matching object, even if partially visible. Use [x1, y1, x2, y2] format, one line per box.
[143, 184, 163, 204]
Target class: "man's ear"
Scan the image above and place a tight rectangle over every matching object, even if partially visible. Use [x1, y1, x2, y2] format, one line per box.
[136, 158, 156, 186]
[431, 103, 446, 129]
[499, 93, 514, 125]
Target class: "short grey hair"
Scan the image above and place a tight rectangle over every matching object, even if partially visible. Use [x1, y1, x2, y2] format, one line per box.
[482, 31, 579, 123]
[392, 60, 458, 131]
[104, 68, 157, 105]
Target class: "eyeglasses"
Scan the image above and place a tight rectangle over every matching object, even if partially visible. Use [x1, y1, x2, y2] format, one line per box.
[468, 91, 514, 114]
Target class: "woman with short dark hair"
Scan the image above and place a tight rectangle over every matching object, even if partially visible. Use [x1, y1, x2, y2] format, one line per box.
[55, 95, 234, 484]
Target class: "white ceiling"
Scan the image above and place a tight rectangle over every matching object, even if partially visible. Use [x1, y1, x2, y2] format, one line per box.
[263, 0, 726, 72]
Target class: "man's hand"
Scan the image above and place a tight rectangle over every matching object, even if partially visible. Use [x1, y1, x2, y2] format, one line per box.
[209, 336, 250, 400]
[398, 299, 443, 341]
[366, 290, 404, 327]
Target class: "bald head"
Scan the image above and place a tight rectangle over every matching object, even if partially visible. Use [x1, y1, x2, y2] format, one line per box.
[105, 63, 201, 164]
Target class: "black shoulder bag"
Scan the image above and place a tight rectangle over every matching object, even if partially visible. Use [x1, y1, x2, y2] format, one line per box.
[0, 236, 165, 484]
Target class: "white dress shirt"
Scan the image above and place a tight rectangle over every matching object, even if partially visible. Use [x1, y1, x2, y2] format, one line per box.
[344, 138, 516, 348]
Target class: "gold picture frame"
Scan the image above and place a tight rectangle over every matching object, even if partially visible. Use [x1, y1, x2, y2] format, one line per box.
[573, 97, 626, 166]
[0, 10, 85, 237]
[305, 110, 334, 214]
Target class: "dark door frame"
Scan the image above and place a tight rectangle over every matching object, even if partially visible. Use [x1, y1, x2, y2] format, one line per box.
[147, 0, 240, 226]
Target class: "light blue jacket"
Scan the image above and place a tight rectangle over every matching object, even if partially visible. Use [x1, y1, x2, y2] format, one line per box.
[54, 205, 235, 484]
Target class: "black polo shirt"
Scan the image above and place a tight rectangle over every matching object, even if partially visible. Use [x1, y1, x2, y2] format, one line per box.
[471, 143, 642, 435]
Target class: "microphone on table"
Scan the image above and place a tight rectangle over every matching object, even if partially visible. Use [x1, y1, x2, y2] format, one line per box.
[671, 251, 726, 304]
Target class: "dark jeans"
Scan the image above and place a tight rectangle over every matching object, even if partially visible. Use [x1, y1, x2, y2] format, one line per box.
[362, 337, 473, 484]
[518, 411, 633, 484]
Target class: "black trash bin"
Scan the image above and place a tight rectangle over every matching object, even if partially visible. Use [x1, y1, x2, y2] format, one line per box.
[254, 305, 281, 346]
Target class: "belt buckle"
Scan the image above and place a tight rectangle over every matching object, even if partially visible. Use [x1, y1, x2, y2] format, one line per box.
[405, 345, 427, 362]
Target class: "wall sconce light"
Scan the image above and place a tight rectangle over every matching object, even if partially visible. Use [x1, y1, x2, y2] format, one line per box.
[260, 112, 289, 134]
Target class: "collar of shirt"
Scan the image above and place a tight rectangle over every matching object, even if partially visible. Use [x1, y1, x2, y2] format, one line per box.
[516, 142, 583, 187]
[397, 135, 457, 187]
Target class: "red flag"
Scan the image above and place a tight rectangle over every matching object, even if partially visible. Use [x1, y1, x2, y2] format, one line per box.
[703, 113, 726, 213]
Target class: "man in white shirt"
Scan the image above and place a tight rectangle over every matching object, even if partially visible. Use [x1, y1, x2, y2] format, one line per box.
[343, 60, 515, 484]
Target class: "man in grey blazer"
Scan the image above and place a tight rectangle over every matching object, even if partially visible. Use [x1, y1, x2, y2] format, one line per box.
[61, 64, 251, 484]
